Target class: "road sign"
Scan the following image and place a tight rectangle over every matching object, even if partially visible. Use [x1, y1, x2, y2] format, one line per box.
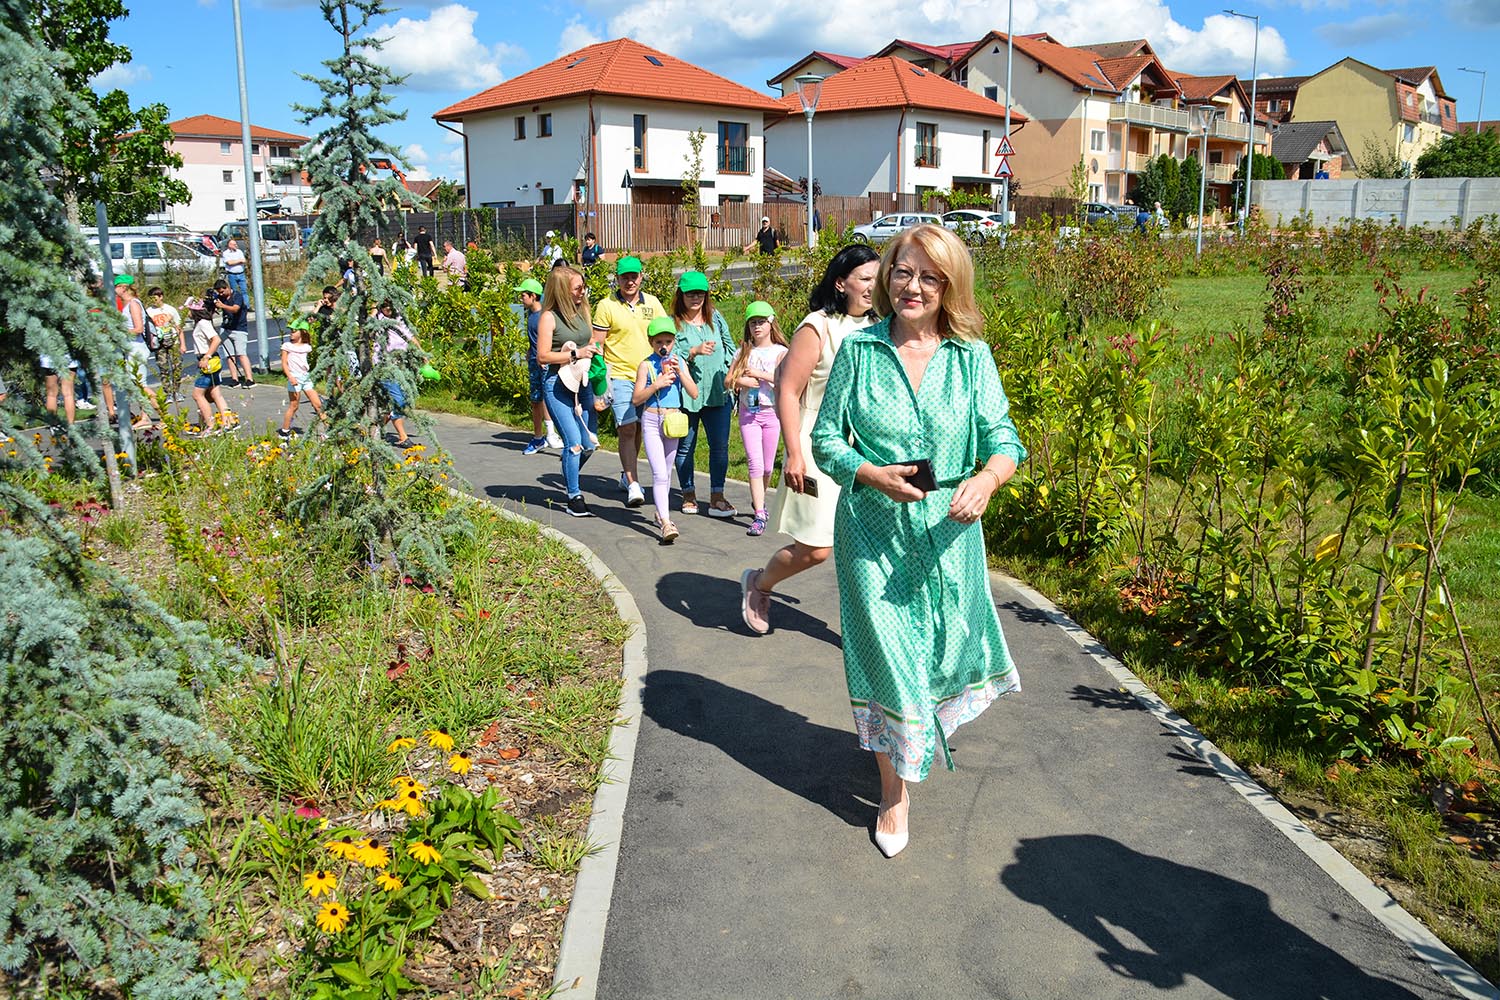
[996, 134, 1016, 157]
[621, 171, 633, 189]
[994, 157, 1013, 178]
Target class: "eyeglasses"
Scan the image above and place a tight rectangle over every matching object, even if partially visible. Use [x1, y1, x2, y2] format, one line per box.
[889, 266, 946, 294]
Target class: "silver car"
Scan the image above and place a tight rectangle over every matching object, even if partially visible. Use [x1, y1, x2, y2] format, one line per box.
[88, 235, 217, 278]
[851, 212, 943, 244]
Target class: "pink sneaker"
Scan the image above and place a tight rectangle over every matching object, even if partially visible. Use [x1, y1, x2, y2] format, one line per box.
[740, 568, 770, 635]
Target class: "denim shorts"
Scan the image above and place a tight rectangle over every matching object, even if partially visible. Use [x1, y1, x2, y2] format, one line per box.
[194, 371, 221, 391]
[288, 378, 314, 395]
[382, 379, 406, 416]
[528, 361, 545, 403]
[608, 377, 639, 427]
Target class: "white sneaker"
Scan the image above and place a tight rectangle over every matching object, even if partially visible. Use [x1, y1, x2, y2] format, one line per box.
[546, 431, 564, 450]
[626, 481, 645, 508]
[75, 399, 96, 411]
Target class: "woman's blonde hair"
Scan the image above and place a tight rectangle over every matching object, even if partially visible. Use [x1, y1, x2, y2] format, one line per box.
[872, 224, 983, 341]
[725, 313, 788, 392]
[541, 266, 590, 328]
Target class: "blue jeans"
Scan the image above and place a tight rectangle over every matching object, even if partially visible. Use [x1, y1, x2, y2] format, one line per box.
[543, 373, 591, 498]
[675, 401, 732, 495]
[227, 271, 248, 299]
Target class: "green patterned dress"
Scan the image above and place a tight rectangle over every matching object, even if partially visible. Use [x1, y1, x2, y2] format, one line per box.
[810, 318, 1027, 782]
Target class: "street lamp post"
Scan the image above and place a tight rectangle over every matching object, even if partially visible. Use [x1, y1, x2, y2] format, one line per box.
[231, 0, 270, 372]
[1224, 9, 1260, 235]
[1459, 66, 1487, 132]
[1001, 0, 1015, 228]
[794, 74, 824, 251]
[1193, 105, 1220, 257]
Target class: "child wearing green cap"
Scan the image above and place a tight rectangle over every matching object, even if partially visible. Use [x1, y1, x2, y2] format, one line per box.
[725, 301, 789, 536]
[278, 318, 325, 440]
[631, 315, 699, 543]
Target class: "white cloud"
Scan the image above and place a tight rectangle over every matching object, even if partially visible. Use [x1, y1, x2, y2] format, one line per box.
[402, 143, 433, 180]
[364, 4, 521, 92]
[1315, 12, 1415, 46]
[591, 0, 1290, 78]
[91, 62, 151, 90]
[558, 17, 604, 56]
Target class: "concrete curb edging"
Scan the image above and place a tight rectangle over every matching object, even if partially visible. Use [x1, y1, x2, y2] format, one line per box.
[479, 500, 645, 1000]
[994, 570, 1500, 1000]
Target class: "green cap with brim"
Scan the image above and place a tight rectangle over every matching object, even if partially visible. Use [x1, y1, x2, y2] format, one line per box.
[113, 274, 135, 286]
[744, 300, 775, 321]
[516, 278, 544, 296]
[647, 316, 678, 338]
[419, 364, 442, 382]
[616, 255, 643, 276]
[288, 317, 312, 331]
[678, 270, 709, 293]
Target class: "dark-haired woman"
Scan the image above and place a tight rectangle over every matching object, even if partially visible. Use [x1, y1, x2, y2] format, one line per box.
[739, 244, 880, 635]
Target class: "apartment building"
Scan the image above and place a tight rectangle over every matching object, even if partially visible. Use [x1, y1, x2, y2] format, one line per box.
[157, 115, 311, 231]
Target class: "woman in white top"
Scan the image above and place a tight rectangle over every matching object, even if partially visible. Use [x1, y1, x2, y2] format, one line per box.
[739, 244, 880, 635]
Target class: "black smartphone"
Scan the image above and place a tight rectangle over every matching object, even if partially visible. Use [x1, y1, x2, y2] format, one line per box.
[903, 458, 937, 493]
[801, 475, 819, 497]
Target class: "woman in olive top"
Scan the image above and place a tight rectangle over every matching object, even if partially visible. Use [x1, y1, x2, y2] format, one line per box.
[535, 266, 600, 517]
[670, 270, 738, 518]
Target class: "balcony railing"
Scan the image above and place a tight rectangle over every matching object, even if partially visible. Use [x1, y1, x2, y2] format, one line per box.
[1208, 119, 1269, 145]
[1109, 101, 1190, 132]
[717, 145, 755, 175]
[1106, 151, 1153, 172]
[914, 143, 942, 168]
[1205, 162, 1235, 183]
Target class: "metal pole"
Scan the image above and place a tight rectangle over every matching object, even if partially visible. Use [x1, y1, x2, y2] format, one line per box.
[1196, 116, 1210, 256]
[805, 108, 815, 249]
[94, 200, 137, 474]
[1001, 0, 1014, 228]
[1459, 67, 1487, 131]
[232, 0, 269, 371]
[1245, 21, 1259, 234]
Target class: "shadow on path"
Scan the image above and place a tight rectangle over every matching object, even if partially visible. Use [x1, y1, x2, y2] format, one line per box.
[1001, 835, 1432, 999]
[654, 570, 843, 646]
[642, 669, 878, 827]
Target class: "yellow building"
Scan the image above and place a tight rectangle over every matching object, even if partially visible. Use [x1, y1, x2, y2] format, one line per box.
[1289, 58, 1458, 175]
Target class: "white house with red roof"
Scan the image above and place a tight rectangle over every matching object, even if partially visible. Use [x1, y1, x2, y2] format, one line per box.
[157, 115, 311, 231]
[434, 38, 784, 210]
[763, 57, 1025, 205]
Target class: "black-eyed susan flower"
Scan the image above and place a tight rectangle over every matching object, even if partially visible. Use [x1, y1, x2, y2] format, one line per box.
[389, 775, 425, 794]
[324, 836, 358, 861]
[315, 900, 351, 934]
[407, 840, 442, 865]
[375, 873, 403, 892]
[448, 752, 472, 775]
[303, 870, 337, 898]
[398, 788, 426, 817]
[372, 798, 401, 812]
[386, 737, 416, 753]
[354, 838, 390, 869]
[424, 729, 454, 752]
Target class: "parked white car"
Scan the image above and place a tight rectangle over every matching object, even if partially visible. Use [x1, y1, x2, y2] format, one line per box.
[87, 235, 217, 278]
[942, 209, 1007, 243]
[851, 212, 943, 244]
[215, 219, 303, 262]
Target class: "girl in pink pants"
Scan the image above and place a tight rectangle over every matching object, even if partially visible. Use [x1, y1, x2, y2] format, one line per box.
[727, 301, 789, 536]
[632, 317, 700, 544]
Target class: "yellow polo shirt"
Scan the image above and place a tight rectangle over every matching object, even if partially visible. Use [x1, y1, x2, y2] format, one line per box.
[593, 290, 665, 381]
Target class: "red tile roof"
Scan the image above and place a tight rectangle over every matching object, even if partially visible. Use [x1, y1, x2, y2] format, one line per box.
[879, 39, 979, 63]
[168, 114, 308, 143]
[1171, 73, 1237, 102]
[434, 38, 783, 120]
[1076, 39, 1154, 60]
[1094, 56, 1157, 91]
[955, 32, 1121, 93]
[773, 56, 1026, 121]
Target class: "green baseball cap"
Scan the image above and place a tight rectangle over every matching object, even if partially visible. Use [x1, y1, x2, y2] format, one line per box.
[419, 363, 442, 381]
[744, 300, 775, 321]
[678, 270, 709, 293]
[288, 317, 312, 331]
[113, 274, 135, 286]
[516, 278, 544, 296]
[616, 255, 643, 276]
[647, 316, 678, 338]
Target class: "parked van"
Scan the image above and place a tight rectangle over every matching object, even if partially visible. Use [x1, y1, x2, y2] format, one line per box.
[87, 235, 216, 278]
[215, 219, 303, 262]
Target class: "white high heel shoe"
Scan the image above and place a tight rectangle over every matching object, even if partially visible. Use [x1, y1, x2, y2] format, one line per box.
[874, 801, 909, 858]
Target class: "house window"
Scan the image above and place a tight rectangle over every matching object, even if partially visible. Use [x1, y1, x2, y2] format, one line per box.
[983, 85, 998, 102]
[633, 114, 647, 170]
[224, 199, 235, 211]
[253, 171, 262, 182]
[220, 141, 231, 155]
[1089, 183, 1103, 201]
[953, 66, 968, 87]
[1403, 123, 1415, 143]
[1209, 151, 1223, 165]
[1268, 99, 1281, 112]
[982, 129, 991, 170]
[539, 113, 552, 138]
[250, 144, 259, 155]
[915, 122, 939, 167]
[222, 170, 233, 183]
[718, 120, 750, 173]
[1090, 129, 1105, 152]
[541, 187, 555, 205]
[515, 116, 526, 140]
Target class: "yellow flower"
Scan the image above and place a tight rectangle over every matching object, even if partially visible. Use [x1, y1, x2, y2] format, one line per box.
[389, 775, 425, 794]
[302, 870, 337, 898]
[397, 788, 426, 817]
[375, 873, 403, 892]
[406, 840, 442, 865]
[448, 752, 472, 775]
[424, 729, 454, 752]
[353, 838, 390, 869]
[324, 836, 358, 860]
[315, 900, 351, 934]
[372, 798, 400, 812]
[386, 737, 416, 753]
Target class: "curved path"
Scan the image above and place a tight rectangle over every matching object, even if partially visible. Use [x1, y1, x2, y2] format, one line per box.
[234, 393, 1487, 1000]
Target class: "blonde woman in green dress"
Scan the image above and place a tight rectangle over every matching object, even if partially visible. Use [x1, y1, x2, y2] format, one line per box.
[811, 225, 1026, 858]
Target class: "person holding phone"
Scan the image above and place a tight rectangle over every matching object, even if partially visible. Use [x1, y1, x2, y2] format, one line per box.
[738, 245, 880, 635]
[811, 224, 1026, 859]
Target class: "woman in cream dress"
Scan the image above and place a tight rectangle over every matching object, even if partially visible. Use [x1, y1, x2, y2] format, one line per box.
[739, 245, 880, 634]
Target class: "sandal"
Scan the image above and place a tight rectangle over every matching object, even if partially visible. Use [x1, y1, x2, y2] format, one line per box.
[708, 497, 738, 519]
[680, 492, 699, 515]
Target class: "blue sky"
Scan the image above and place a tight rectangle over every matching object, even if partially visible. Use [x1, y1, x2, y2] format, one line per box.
[100, 0, 1499, 181]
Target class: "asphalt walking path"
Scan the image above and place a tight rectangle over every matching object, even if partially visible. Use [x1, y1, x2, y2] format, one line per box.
[221, 391, 1476, 999]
